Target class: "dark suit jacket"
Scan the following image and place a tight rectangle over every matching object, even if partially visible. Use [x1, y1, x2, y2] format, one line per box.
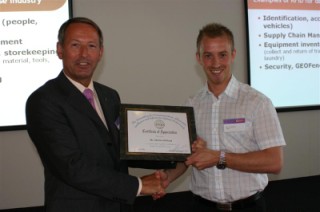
[26, 72, 139, 212]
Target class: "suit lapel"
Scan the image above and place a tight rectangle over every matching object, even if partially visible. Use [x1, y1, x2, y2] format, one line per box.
[56, 72, 113, 145]
[94, 84, 120, 152]
[54, 72, 122, 171]
[94, 84, 122, 170]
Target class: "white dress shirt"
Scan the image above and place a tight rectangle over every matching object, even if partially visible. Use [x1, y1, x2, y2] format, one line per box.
[186, 75, 286, 203]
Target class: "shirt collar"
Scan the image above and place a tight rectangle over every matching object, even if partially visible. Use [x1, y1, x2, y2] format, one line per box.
[63, 72, 94, 93]
[224, 75, 239, 99]
[202, 75, 239, 99]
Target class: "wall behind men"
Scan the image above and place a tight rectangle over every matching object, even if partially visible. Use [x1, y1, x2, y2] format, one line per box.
[1, 0, 319, 209]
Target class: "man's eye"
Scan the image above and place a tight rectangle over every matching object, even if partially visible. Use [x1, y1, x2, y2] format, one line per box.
[89, 44, 98, 49]
[71, 43, 80, 47]
[204, 54, 211, 59]
[220, 53, 227, 58]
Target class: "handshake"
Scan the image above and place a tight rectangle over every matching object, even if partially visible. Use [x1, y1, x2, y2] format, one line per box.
[139, 137, 207, 200]
[139, 169, 169, 200]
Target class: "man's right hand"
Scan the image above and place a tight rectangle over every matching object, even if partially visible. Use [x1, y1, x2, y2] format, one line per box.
[140, 171, 165, 196]
[151, 170, 169, 200]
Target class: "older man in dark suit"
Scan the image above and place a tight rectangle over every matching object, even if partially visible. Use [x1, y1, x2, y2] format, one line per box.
[26, 17, 164, 212]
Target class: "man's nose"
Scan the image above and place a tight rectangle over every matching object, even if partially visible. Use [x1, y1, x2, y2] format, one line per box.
[80, 46, 88, 57]
[210, 56, 220, 67]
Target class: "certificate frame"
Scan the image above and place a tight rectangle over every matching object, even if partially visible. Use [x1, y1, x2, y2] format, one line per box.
[120, 104, 197, 161]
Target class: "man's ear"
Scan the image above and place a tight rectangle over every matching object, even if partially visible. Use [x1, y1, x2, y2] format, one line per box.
[56, 42, 63, 59]
[231, 48, 236, 63]
[98, 46, 104, 60]
[196, 52, 202, 65]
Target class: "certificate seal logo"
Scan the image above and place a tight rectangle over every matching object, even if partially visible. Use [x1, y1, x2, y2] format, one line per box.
[154, 119, 165, 129]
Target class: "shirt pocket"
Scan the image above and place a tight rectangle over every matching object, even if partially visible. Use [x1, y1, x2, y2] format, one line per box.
[222, 121, 258, 152]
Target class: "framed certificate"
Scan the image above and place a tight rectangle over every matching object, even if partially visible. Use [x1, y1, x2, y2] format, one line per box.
[120, 104, 197, 161]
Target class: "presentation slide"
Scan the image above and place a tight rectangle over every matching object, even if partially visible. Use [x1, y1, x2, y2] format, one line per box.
[246, 0, 320, 110]
[0, 0, 71, 130]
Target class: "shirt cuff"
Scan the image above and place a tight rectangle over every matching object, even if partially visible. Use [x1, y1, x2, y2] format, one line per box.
[137, 177, 142, 196]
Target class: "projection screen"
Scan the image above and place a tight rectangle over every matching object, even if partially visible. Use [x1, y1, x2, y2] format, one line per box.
[0, 0, 72, 130]
[245, 0, 320, 112]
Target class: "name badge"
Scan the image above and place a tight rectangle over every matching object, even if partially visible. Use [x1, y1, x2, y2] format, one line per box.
[223, 118, 245, 132]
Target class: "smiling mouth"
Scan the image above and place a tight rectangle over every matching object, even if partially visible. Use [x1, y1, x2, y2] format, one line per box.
[79, 62, 89, 66]
[76, 60, 92, 69]
[210, 68, 222, 74]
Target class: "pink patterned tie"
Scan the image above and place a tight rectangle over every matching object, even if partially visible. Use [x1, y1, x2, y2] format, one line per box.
[83, 88, 96, 110]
